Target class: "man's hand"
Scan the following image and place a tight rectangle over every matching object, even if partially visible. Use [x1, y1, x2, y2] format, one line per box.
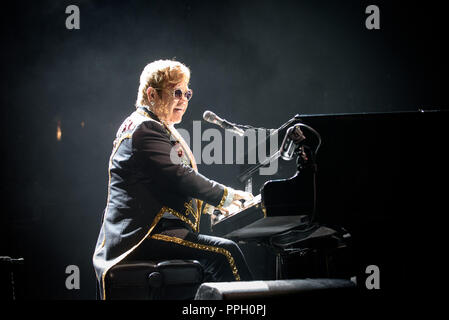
[218, 190, 254, 215]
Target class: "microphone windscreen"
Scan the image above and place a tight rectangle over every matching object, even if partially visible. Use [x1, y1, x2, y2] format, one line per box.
[203, 110, 216, 122]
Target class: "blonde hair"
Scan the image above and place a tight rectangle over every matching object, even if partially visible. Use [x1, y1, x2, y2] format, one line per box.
[135, 60, 190, 113]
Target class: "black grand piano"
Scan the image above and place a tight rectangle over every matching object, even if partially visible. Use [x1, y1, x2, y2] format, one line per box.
[208, 110, 448, 286]
[211, 115, 318, 241]
[209, 114, 353, 280]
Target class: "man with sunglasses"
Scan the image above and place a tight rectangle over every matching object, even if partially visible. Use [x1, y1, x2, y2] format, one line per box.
[93, 59, 254, 300]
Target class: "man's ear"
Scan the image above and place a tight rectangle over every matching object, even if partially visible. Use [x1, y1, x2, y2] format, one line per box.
[146, 86, 154, 100]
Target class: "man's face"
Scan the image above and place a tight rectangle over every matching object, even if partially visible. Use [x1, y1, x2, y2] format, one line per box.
[162, 81, 191, 125]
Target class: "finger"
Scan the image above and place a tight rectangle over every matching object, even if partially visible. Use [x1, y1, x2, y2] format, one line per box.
[233, 193, 243, 200]
[234, 191, 251, 201]
[238, 192, 253, 201]
[231, 200, 243, 208]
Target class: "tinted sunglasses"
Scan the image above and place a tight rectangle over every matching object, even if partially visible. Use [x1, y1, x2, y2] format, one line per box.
[174, 88, 193, 101]
[156, 87, 193, 101]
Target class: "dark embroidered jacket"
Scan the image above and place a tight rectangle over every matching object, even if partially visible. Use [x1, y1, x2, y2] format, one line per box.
[93, 107, 228, 299]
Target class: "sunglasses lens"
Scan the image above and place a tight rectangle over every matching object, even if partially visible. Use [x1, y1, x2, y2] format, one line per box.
[174, 89, 183, 99]
[173, 89, 192, 100]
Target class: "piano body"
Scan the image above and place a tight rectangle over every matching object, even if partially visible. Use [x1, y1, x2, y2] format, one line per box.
[211, 114, 318, 241]
[209, 114, 349, 280]
[209, 110, 449, 284]
[211, 168, 315, 241]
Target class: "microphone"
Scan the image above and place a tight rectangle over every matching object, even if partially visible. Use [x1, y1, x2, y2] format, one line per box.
[280, 124, 306, 161]
[203, 110, 245, 136]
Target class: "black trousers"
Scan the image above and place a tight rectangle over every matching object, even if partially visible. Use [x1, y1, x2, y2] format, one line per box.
[125, 218, 253, 282]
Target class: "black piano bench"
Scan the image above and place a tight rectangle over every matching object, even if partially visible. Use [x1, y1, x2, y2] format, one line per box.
[105, 260, 204, 300]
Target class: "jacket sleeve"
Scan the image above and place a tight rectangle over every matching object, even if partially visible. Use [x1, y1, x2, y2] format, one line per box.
[132, 120, 229, 208]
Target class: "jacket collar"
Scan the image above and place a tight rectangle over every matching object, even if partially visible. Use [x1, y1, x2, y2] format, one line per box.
[137, 106, 161, 123]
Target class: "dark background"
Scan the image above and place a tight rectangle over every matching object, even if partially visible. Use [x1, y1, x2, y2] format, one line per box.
[1, 0, 447, 300]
